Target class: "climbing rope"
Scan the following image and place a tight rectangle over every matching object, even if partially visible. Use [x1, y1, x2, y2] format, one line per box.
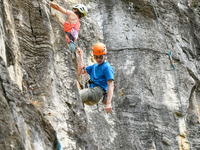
[62, 0, 67, 9]
[149, 0, 193, 149]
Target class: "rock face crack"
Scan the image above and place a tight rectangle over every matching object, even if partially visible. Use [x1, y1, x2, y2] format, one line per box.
[0, 80, 6, 99]
[28, 9, 36, 39]
[187, 67, 200, 88]
[37, 0, 42, 17]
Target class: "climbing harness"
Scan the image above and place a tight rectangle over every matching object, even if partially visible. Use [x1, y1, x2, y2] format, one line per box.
[85, 77, 107, 105]
[65, 32, 77, 52]
[149, 0, 193, 149]
[65, 19, 80, 53]
[22, 70, 34, 100]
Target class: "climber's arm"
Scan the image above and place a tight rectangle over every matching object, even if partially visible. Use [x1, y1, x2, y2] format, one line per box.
[50, 2, 74, 16]
[105, 80, 114, 114]
[77, 47, 87, 76]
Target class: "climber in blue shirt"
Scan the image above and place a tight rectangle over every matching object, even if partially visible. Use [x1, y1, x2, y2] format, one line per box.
[77, 43, 114, 114]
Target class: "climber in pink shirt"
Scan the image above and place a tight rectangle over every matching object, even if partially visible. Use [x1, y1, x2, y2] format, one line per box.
[50, 2, 88, 52]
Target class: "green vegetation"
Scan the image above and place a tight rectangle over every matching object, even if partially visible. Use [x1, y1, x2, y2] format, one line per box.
[191, 0, 199, 8]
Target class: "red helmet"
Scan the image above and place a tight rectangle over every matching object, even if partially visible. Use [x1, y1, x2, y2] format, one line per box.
[93, 43, 107, 56]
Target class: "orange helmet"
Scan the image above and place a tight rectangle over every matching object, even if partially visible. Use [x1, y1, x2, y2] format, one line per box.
[93, 43, 107, 56]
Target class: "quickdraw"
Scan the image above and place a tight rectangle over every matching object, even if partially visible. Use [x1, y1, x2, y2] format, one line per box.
[168, 51, 175, 69]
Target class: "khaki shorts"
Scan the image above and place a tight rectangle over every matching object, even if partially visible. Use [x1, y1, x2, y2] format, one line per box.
[79, 86, 104, 105]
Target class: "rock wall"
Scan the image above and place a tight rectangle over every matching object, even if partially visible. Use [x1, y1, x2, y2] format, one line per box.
[0, 0, 200, 150]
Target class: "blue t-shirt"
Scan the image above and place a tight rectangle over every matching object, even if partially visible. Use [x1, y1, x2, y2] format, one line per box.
[86, 62, 114, 91]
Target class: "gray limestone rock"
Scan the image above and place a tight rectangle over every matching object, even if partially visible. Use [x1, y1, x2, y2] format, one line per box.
[0, 0, 200, 150]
